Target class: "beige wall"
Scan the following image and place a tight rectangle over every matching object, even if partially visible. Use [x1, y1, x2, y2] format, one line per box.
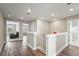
[0, 13, 6, 49]
[66, 14, 79, 20]
[36, 20, 50, 50]
[50, 20, 67, 33]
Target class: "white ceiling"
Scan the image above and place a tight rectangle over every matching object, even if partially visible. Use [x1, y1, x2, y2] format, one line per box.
[0, 3, 79, 22]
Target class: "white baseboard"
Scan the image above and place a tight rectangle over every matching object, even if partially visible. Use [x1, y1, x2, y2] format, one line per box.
[7, 39, 22, 42]
[27, 43, 36, 50]
[0, 41, 6, 53]
[27, 43, 46, 53]
[36, 47, 46, 54]
[56, 44, 68, 55]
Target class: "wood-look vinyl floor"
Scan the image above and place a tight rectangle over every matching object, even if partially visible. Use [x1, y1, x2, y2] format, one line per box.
[58, 45, 79, 56]
[0, 41, 46, 56]
[2, 40, 79, 56]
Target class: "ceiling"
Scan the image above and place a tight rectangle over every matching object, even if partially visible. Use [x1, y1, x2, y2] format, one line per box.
[0, 3, 79, 22]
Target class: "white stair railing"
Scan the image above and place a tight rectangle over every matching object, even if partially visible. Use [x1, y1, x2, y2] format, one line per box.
[46, 32, 68, 56]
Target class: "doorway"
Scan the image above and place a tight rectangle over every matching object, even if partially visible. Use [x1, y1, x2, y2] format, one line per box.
[6, 21, 20, 41]
[69, 20, 79, 46]
[22, 23, 29, 47]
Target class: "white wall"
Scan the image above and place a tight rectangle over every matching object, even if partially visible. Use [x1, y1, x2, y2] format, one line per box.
[29, 21, 37, 32]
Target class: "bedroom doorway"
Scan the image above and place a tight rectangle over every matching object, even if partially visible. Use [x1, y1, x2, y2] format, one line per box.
[69, 20, 79, 47]
[6, 21, 20, 41]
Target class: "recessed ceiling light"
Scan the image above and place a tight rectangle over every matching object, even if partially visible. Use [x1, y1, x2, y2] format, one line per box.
[69, 8, 74, 11]
[20, 16, 24, 19]
[51, 13, 54, 16]
[40, 17, 44, 20]
[8, 14, 11, 17]
[27, 9, 31, 12]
